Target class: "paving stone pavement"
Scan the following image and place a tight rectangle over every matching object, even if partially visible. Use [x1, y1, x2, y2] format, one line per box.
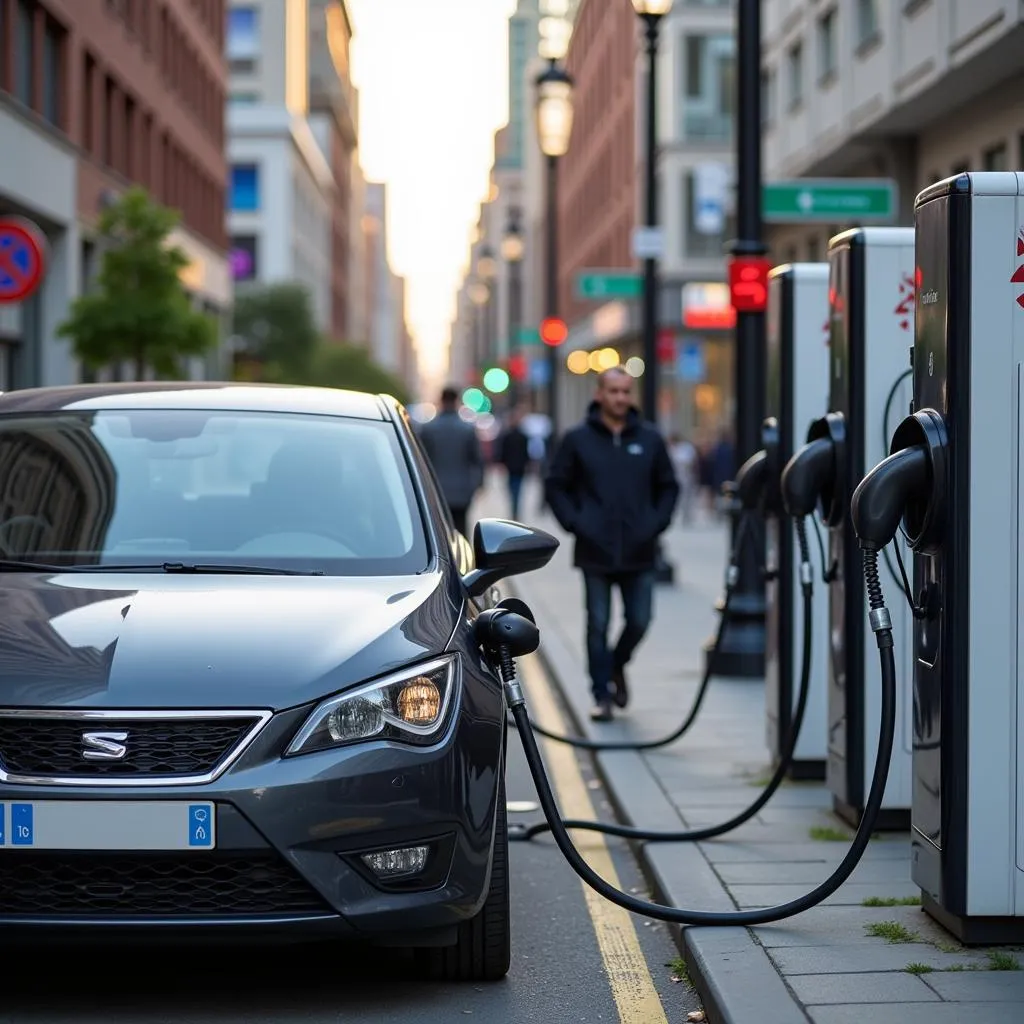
[473, 471, 1024, 1024]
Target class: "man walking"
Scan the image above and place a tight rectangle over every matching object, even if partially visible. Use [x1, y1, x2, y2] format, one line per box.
[494, 406, 531, 521]
[417, 386, 484, 536]
[545, 367, 679, 721]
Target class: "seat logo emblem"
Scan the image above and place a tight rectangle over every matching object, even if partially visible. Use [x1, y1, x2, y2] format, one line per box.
[81, 731, 129, 761]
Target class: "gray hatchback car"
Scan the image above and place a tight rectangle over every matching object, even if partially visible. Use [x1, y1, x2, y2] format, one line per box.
[0, 382, 557, 981]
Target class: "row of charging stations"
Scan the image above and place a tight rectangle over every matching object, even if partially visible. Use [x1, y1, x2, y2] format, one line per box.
[763, 230, 914, 827]
[762, 171, 1024, 943]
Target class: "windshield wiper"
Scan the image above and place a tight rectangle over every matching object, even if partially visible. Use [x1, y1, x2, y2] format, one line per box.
[0, 559, 323, 577]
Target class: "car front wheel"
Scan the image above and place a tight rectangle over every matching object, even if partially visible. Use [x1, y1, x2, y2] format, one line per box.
[417, 776, 510, 982]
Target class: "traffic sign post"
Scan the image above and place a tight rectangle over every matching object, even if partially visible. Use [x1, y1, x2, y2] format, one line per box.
[763, 178, 897, 224]
[575, 270, 642, 301]
[0, 217, 48, 305]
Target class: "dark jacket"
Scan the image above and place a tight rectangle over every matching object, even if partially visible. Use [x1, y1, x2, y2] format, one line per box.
[495, 426, 531, 476]
[545, 403, 680, 573]
[416, 411, 483, 509]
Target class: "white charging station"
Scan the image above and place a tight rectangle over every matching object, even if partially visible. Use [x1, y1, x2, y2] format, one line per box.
[821, 228, 915, 830]
[893, 171, 1024, 942]
[763, 264, 830, 779]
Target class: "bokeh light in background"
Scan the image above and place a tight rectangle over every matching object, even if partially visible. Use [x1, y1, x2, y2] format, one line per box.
[596, 347, 619, 370]
[409, 402, 437, 423]
[482, 367, 510, 394]
[566, 350, 589, 374]
[475, 412, 500, 443]
[625, 356, 645, 377]
[462, 387, 486, 411]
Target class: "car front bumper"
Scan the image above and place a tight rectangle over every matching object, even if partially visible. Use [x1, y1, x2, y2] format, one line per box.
[0, 683, 506, 947]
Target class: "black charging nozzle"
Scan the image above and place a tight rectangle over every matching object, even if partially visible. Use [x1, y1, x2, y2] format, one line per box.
[475, 603, 541, 702]
[780, 413, 845, 523]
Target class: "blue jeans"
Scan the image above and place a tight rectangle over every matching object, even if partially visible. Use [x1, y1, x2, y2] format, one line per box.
[583, 570, 655, 701]
[507, 474, 525, 521]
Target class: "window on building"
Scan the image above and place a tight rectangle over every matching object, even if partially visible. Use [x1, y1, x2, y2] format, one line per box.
[15, 0, 34, 106]
[807, 236, 821, 263]
[683, 168, 735, 260]
[41, 17, 64, 126]
[856, 0, 879, 48]
[103, 77, 115, 167]
[982, 143, 1008, 171]
[230, 236, 258, 282]
[230, 164, 260, 211]
[787, 42, 803, 110]
[817, 8, 837, 82]
[681, 33, 735, 142]
[761, 68, 776, 126]
[227, 6, 259, 70]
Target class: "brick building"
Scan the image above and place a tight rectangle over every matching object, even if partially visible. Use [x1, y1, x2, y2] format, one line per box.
[0, 0, 230, 389]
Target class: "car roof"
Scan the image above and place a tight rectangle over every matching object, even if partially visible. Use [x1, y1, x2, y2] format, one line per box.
[0, 382, 393, 420]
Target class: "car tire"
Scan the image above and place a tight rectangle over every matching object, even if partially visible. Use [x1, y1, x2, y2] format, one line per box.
[417, 775, 511, 982]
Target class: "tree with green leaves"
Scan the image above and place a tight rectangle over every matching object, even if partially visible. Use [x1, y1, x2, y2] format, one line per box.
[232, 282, 410, 405]
[58, 187, 217, 380]
[231, 282, 320, 382]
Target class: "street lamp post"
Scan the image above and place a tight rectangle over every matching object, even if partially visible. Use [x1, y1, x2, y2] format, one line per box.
[501, 209, 525, 405]
[632, 0, 675, 587]
[477, 246, 498, 370]
[468, 280, 490, 384]
[705, 0, 767, 679]
[535, 60, 574, 439]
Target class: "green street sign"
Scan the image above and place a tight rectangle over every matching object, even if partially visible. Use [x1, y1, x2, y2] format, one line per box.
[516, 327, 541, 346]
[763, 178, 897, 223]
[576, 270, 642, 301]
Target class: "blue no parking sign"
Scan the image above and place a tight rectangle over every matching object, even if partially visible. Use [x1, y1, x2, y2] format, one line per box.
[0, 217, 48, 305]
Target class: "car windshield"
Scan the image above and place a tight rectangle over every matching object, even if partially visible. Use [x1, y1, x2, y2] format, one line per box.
[0, 408, 430, 576]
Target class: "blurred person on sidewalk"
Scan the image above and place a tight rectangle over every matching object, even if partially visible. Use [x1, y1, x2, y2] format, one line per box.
[545, 367, 679, 722]
[417, 385, 484, 537]
[668, 433, 698, 524]
[494, 405, 532, 522]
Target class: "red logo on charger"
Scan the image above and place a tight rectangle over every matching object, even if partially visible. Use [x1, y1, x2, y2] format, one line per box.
[894, 272, 915, 331]
[1012, 229, 1024, 309]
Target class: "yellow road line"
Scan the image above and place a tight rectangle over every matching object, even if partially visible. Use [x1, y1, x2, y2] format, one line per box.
[519, 654, 670, 1024]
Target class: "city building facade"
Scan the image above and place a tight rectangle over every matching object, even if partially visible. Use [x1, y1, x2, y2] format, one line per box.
[0, 0, 230, 389]
[761, 0, 1024, 260]
[308, 0, 357, 342]
[226, 0, 334, 332]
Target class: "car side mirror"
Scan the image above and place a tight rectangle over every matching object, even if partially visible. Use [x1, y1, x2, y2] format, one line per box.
[461, 518, 559, 599]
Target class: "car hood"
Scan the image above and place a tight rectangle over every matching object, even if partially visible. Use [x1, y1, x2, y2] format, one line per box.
[0, 571, 460, 710]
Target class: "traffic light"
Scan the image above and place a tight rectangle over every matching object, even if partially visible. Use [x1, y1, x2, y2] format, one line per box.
[508, 355, 528, 381]
[539, 317, 569, 346]
[728, 256, 773, 313]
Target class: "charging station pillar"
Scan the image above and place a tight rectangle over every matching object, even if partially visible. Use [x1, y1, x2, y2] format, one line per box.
[764, 264, 830, 780]
[825, 228, 915, 830]
[901, 171, 1024, 943]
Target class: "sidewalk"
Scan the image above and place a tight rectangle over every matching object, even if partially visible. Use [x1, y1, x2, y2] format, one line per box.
[475, 472, 1024, 1024]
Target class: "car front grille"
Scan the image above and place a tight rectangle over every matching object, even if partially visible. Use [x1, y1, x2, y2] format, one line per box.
[0, 714, 266, 783]
[0, 852, 332, 918]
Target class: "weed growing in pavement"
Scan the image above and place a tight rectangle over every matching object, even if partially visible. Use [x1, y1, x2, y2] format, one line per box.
[862, 896, 922, 907]
[667, 957, 694, 989]
[987, 951, 1021, 971]
[866, 921, 919, 943]
[904, 963, 933, 974]
[809, 826, 853, 842]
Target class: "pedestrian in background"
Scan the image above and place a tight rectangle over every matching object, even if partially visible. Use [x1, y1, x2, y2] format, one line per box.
[494, 405, 531, 522]
[417, 385, 483, 537]
[668, 433, 698, 524]
[545, 366, 679, 722]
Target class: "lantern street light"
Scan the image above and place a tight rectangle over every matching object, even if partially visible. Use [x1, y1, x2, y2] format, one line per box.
[502, 209, 525, 406]
[535, 60, 574, 437]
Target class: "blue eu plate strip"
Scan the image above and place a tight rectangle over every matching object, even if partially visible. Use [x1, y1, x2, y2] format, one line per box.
[0, 803, 5, 845]
[12, 803, 33, 845]
[188, 804, 213, 847]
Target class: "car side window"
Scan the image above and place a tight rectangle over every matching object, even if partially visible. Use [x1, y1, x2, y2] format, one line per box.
[406, 424, 473, 574]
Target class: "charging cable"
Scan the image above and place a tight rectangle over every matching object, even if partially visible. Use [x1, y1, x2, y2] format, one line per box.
[523, 511, 757, 753]
[510, 515, 815, 844]
[480, 543, 897, 927]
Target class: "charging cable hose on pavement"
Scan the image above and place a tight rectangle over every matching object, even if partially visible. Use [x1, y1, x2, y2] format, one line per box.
[520, 511, 758, 754]
[511, 516, 816, 845]
[479, 542, 898, 927]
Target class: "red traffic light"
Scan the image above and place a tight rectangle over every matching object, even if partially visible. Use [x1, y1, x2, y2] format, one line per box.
[728, 257, 773, 313]
[539, 317, 569, 346]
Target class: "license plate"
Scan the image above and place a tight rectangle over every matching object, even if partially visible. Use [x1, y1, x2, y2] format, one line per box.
[0, 801, 216, 851]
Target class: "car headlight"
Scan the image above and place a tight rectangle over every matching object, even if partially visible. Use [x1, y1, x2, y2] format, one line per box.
[285, 655, 460, 756]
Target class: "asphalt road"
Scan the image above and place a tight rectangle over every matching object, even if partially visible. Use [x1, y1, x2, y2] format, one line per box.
[0, 670, 701, 1024]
